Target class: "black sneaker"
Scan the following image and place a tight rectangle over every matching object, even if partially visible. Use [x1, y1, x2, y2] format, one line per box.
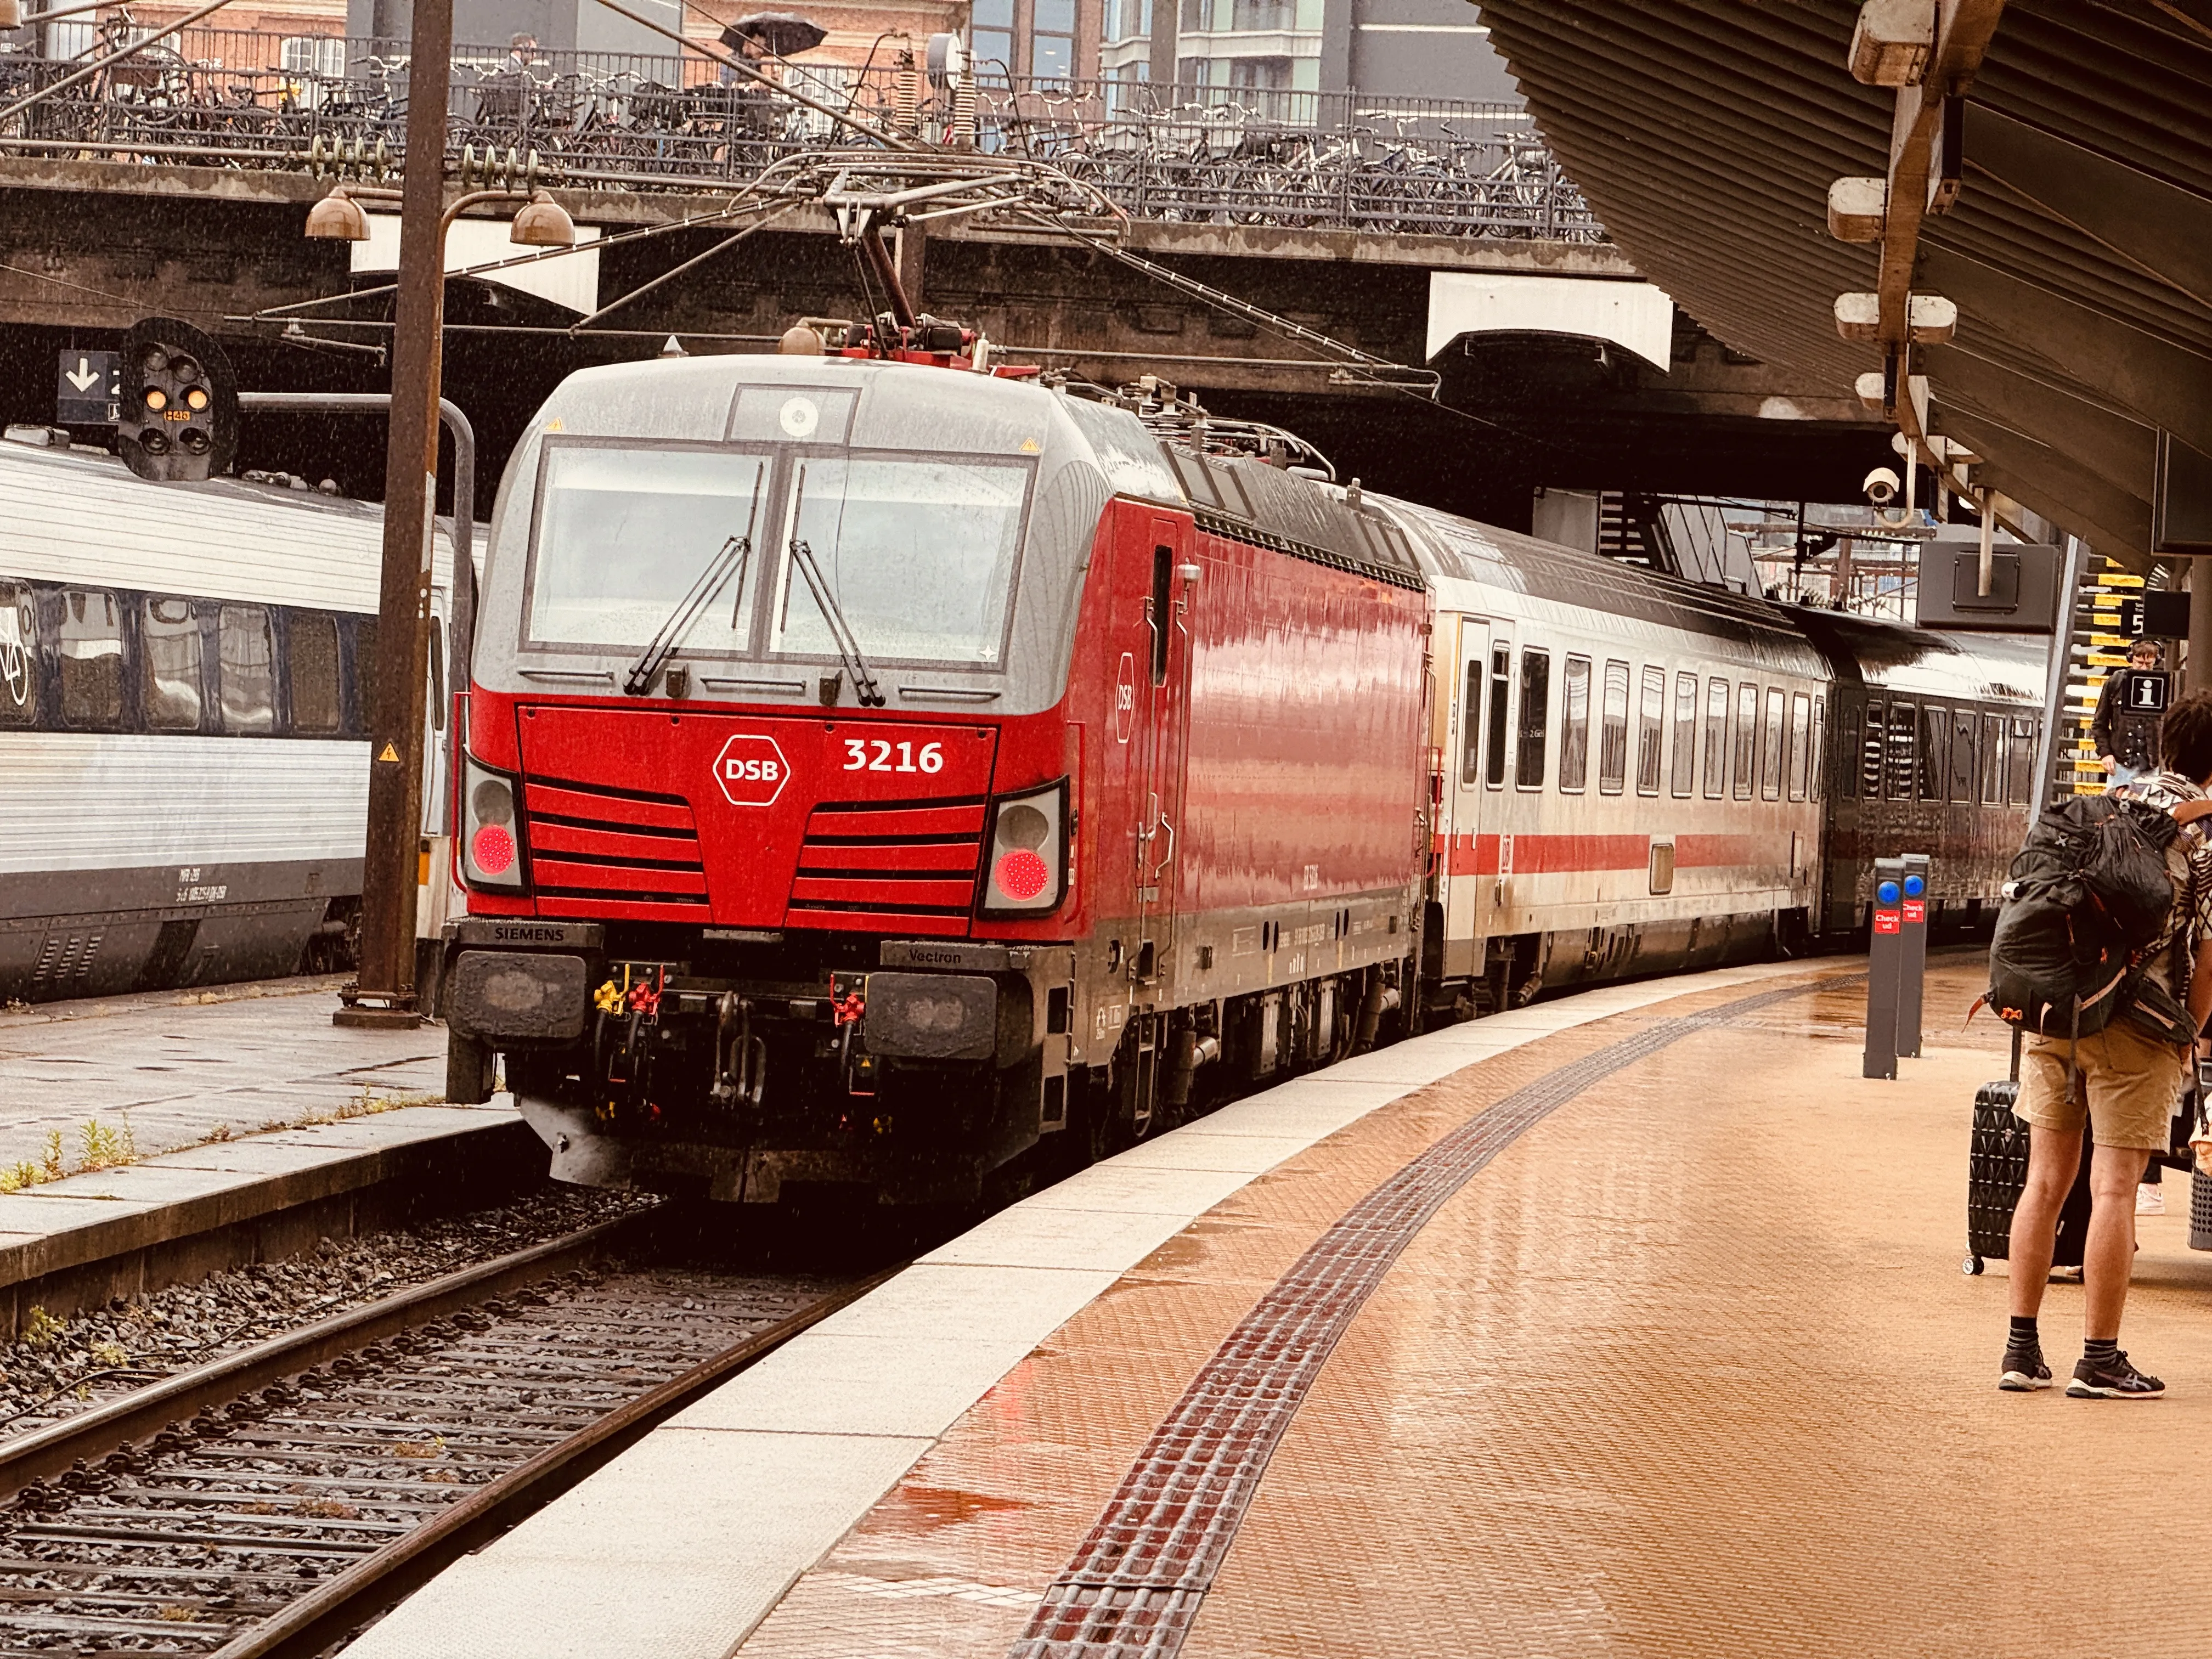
[2067, 1351, 2166, 1399]
[1998, 1344, 2052, 1391]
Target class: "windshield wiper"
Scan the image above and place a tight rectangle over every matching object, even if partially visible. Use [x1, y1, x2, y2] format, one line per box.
[788, 537, 887, 707]
[623, 464, 765, 696]
[623, 535, 751, 695]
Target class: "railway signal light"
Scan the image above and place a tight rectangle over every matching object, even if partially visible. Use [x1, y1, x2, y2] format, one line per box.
[117, 317, 239, 484]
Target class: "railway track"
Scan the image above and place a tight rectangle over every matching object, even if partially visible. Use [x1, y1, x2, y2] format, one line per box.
[0, 1211, 885, 1658]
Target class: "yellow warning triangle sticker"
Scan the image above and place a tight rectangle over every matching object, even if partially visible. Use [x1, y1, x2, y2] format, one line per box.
[377, 742, 402, 762]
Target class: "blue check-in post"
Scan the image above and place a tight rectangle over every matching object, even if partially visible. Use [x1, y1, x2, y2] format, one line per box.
[1864, 857, 1907, 1080]
[1897, 854, 1931, 1058]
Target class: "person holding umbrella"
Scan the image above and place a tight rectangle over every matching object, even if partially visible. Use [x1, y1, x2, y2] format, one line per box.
[715, 12, 823, 138]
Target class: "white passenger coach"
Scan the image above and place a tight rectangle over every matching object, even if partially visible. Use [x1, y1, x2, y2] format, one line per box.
[0, 432, 460, 1002]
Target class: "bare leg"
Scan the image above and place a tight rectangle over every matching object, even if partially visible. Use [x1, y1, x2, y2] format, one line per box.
[2008, 1121, 2083, 1321]
[2083, 1144, 2151, 1341]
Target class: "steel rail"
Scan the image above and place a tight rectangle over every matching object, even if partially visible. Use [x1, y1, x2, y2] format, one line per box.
[0, 1209, 650, 1503]
[202, 1258, 903, 1659]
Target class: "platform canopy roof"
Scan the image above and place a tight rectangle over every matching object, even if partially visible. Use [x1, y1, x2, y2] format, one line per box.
[1473, 0, 2212, 572]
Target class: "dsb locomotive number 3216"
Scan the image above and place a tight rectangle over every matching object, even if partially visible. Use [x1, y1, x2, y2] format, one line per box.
[436, 354, 2044, 1207]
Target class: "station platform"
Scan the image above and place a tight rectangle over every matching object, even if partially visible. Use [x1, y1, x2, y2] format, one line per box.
[0, 977, 528, 1333]
[0, 974, 445, 1168]
[341, 952, 2212, 1659]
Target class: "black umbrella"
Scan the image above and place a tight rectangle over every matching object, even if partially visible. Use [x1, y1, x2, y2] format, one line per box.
[720, 12, 826, 57]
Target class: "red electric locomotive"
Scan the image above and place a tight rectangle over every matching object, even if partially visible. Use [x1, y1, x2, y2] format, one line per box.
[442, 353, 1431, 1205]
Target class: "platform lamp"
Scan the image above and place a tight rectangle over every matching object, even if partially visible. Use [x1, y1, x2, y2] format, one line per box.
[305, 120, 574, 1030]
[0, 1, 22, 31]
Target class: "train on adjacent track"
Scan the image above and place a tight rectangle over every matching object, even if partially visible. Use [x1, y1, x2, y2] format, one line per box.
[0, 432, 464, 1003]
[430, 350, 2047, 1207]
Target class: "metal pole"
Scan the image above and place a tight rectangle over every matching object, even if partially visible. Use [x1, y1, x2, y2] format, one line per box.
[2032, 534, 2086, 823]
[338, 0, 453, 1031]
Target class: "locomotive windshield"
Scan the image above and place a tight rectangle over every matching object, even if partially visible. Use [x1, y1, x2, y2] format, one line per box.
[525, 441, 1030, 670]
[772, 456, 1027, 667]
[530, 445, 768, 650]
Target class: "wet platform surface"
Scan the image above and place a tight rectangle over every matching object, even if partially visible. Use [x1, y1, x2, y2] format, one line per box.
[349, 952, 2212, 1658]
[0, 975, 445, 1170]
[0, 978, 518, 1329]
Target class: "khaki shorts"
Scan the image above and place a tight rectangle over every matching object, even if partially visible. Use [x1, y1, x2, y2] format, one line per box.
[2016, 1020, 2186, 1151]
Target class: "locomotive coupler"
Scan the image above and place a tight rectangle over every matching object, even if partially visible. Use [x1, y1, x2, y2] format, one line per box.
[710, 992, 767, 1110]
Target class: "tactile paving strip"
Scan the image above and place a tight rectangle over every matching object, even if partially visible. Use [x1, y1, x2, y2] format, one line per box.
[1006, 980, 1839, 1659]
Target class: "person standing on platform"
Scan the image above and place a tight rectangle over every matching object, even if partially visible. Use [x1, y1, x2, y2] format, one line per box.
[2001, 691, 2212, 1399]
[2092, 638, 2166, 791]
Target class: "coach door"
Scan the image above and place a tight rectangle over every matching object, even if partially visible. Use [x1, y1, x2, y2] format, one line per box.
[1444, 613, 1515, 966]
[1127, 519, 1192, 989]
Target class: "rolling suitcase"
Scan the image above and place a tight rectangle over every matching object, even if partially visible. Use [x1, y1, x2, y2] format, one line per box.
[1963, 1075, 2093, 1277]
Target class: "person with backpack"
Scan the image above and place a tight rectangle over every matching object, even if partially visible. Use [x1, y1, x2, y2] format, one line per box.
[1999, 692, 2212, 1399]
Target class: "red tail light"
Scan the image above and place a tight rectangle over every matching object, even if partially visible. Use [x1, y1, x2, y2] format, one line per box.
[992, 848, 1049, 901]
[472, 823, 516, 874]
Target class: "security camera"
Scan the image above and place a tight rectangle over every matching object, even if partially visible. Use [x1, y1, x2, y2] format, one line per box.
[1863, 465, 1902, 507]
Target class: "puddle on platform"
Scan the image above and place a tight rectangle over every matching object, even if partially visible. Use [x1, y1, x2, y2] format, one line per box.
[878, 1485, 1030, 1533]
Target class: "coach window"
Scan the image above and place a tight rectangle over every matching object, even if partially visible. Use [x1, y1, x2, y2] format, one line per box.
[1150, 546, 1172, 686]
[0, 581, 38, 728]
[1559, 655, 1590, 793]
[1702, 678, 1728, 798]
[1485, 643, 1511, 788]
[1635, 666, 1664, 795]
[58, 589, 124, 727]
[428, 617, 447, 732]
[2007, 716, 2034, 805]
[1886, 702, 1916, 800]
[288, 614, 341, 735]
[1788, 691, 1813, 801]
[143, 598, 203, 732]
[1671, 672, 1697, 798]
[1599, 660, 1630, 795]
[1918, 704, 1948, 800]
[219, 605, 276, 735]
[1733, 682, 1758, 800]
[1981, 712, 2006, 803]
[1949, 707, 1977, 801]
[1812, 697, 1826, 798]
[1516, 648, 1550, 789]
[1762, 686, 1787, 800]
[1857, 699, 1883, 797]
[1459, 658, 1481, 786]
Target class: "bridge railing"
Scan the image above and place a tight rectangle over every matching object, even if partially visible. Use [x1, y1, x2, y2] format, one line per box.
[0, 32, 1605, 240]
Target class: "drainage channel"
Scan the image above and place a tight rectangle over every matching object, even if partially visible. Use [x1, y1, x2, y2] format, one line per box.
[0, 1212, 881, 1658]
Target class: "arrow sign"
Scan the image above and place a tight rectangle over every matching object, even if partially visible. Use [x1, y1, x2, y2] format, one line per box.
[54, 348, 121, 425]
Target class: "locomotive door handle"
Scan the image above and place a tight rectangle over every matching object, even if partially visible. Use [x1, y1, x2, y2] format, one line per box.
[1152, 814, 1176, 878]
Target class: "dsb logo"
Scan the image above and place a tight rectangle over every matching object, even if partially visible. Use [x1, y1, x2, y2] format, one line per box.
[713, 733, 791, 807]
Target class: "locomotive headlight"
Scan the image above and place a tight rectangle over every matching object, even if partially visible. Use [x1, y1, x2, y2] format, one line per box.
[461, 753, 529, 892]
[978, 778, 1068, 918]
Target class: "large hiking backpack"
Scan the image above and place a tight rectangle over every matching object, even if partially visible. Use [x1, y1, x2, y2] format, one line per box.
[1986, 795, 2180, 1038]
